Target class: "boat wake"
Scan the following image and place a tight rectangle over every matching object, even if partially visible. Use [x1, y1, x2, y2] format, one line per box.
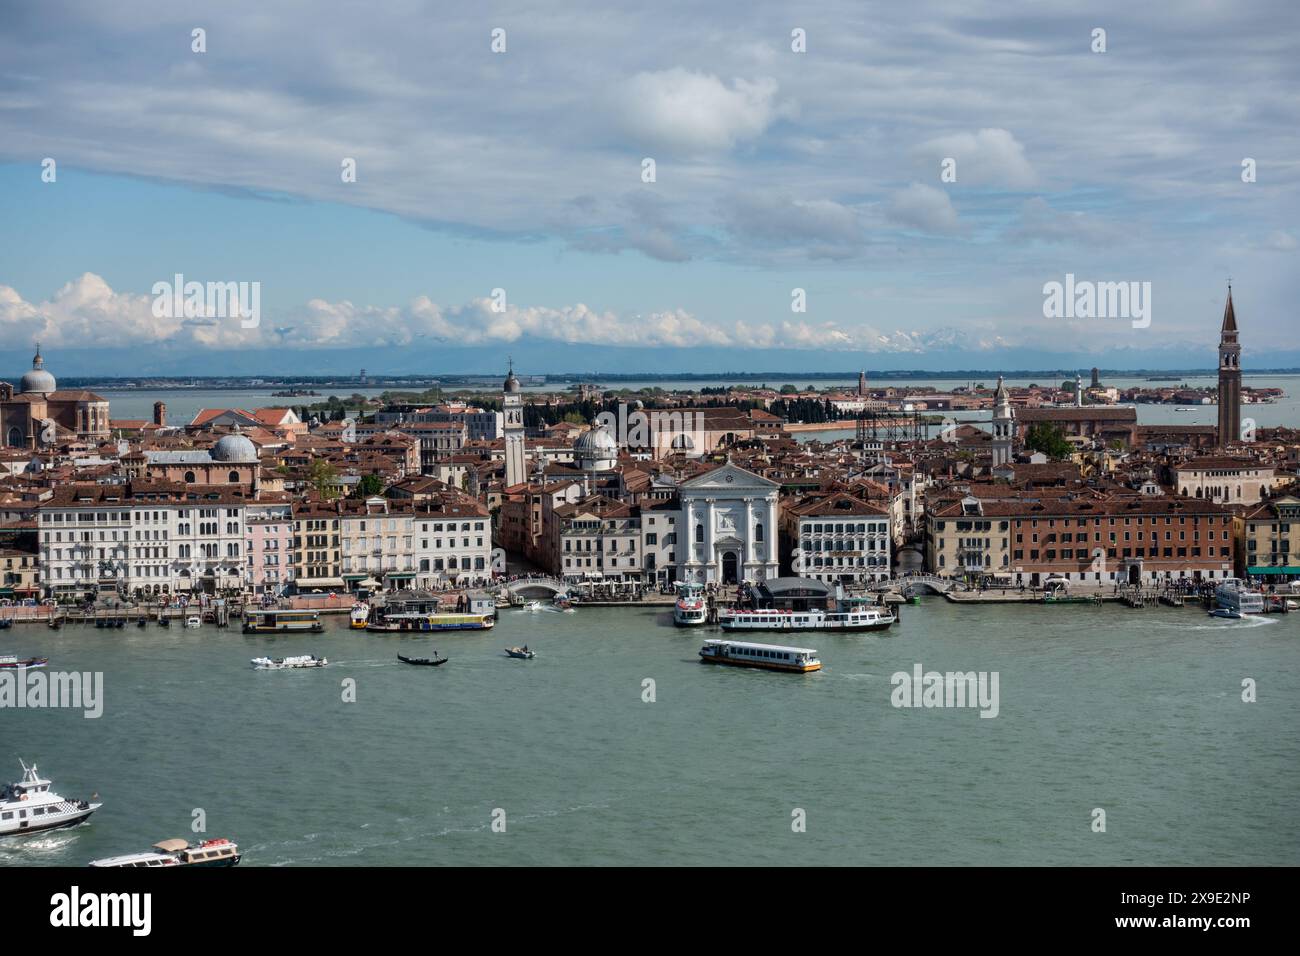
[1151, 615, 1281, 631]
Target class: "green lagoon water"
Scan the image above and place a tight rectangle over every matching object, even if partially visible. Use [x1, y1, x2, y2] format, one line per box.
[2, 600, 1297, 866]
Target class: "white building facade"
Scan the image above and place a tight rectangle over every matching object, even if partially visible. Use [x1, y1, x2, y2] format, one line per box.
[675, 463, 780, 585]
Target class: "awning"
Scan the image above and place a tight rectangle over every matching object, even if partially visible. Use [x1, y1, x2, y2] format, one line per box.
[342, 574, 367, 581]
[1247, 566, 1300, 575]
[385, 572, 416, 579]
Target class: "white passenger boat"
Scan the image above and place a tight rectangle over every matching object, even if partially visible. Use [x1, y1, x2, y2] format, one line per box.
[89, 837, 241, 868]
[250, 654, 329, 669]
[185, 615, 202, 628]
[1214, 578, 1264, 615]
[349, 603, 371, 629]
[718, 606, 895, 632]
[699, 639, 821, 673]
[0, 761, 100, 836]
[673, 582, 707, 626]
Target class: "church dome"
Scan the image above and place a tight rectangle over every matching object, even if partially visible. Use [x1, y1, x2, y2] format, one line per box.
[19, 346, 56, 395]
[574, 423, 619, 470]
[211, 427, 258, 463]
[503, 367, 521, 393]
[575, 423, 618, 455]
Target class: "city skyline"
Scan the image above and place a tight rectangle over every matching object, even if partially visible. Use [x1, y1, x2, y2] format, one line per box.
[2, 1, 1298, 374]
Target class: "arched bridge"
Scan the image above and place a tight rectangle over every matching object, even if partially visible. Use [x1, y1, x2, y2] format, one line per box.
[895, 574, 958, 595]
[503, 577, 570, 599]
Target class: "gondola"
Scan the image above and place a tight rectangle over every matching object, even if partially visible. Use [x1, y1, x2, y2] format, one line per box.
[397, 654, 448, 666]
[0, 618, 12, 630]
[137, 617, 148, 628]
[47, 618, 62, 630]
[158, 616, 170, 627]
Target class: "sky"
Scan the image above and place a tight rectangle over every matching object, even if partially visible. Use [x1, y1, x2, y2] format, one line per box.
[1, 0, 1298, 377]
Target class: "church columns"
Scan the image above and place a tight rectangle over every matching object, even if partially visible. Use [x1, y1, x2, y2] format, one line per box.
[744, 499, 754, 565]
[703, 497, 716, 578]
[767, 496, 778, 566]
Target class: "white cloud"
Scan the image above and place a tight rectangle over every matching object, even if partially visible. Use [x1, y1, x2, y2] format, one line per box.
[885, 183, 963, 235]
[915, 128, 1037, 188]
[614, 68, 789, 153]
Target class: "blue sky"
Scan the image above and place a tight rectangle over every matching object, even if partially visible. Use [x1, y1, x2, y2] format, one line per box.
[1, 0, 1298, 376]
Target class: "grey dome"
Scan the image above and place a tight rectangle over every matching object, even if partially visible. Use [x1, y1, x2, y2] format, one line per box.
[575, 424, 618, 455]
[211, 428, 258, 463]
[20, 346, 56, 394]
[503, 367, 521, 393]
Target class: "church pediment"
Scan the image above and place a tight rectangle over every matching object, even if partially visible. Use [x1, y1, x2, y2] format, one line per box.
[680, 462, 778, 493]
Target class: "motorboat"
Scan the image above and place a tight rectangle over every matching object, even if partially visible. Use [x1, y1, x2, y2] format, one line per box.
[673, 582, 708, 626]
[0, 761, 101, 836]
[185, 615, 202, 629]
[349, 603, 371, 629]
[397, 653, 448, 666]
[504, 646, 536, 659]
[250, 655, 329, 669]
[1207, 607, 1243, 620]
[0, 655, 48, 669]
[89, 837, 241, 868]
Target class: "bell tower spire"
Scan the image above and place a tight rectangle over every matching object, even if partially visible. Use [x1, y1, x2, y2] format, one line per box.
[1217, 284, 1241, 447]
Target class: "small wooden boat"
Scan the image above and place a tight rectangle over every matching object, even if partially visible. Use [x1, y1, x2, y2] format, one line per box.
[137, 617, 148, 628]
[0, 655, 49, 669]
[397, 654, 448, 666]
[504, 646, 536, 659]
[158, 616, 170, 627]
[47, 618, 62, 630]
[0, 618, 12, 630]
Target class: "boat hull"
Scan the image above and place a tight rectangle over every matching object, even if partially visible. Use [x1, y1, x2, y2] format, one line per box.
[699, 655, 820, 674]
[719, 619, 893, 633]
[0, 806, 96, 836]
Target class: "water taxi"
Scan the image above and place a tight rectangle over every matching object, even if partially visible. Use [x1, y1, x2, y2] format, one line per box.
[718, 606, 895, 632]
[349, 603, 371, 629]
[0, 655, 48, 670]
[89, 837, 241, 868]
[699, 639, 820, 673]
[1214, 578, 1265, 615]
[242, 609, 325, 634]
[250, 654, 328, 669]
[1, 761, 101, 836]
[367, 611, 494, 632]
[504, 646, 536, 659]
[673, 582, 708, 626]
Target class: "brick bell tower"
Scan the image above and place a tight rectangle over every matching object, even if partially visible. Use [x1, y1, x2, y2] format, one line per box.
[1216, 285, 1241, 447]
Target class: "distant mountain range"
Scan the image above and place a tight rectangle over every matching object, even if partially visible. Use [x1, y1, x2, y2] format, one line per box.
[5, 343, 1300, 380]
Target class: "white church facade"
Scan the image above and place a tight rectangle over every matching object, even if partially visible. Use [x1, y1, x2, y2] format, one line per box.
[675, 462, 780, 585]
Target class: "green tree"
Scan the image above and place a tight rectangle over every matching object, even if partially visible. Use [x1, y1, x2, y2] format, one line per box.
[354, 473, 385, 497]
[779, 384, 797, 395]
[1025, 423, 1073, 460]
[307, 458, 340, 499]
